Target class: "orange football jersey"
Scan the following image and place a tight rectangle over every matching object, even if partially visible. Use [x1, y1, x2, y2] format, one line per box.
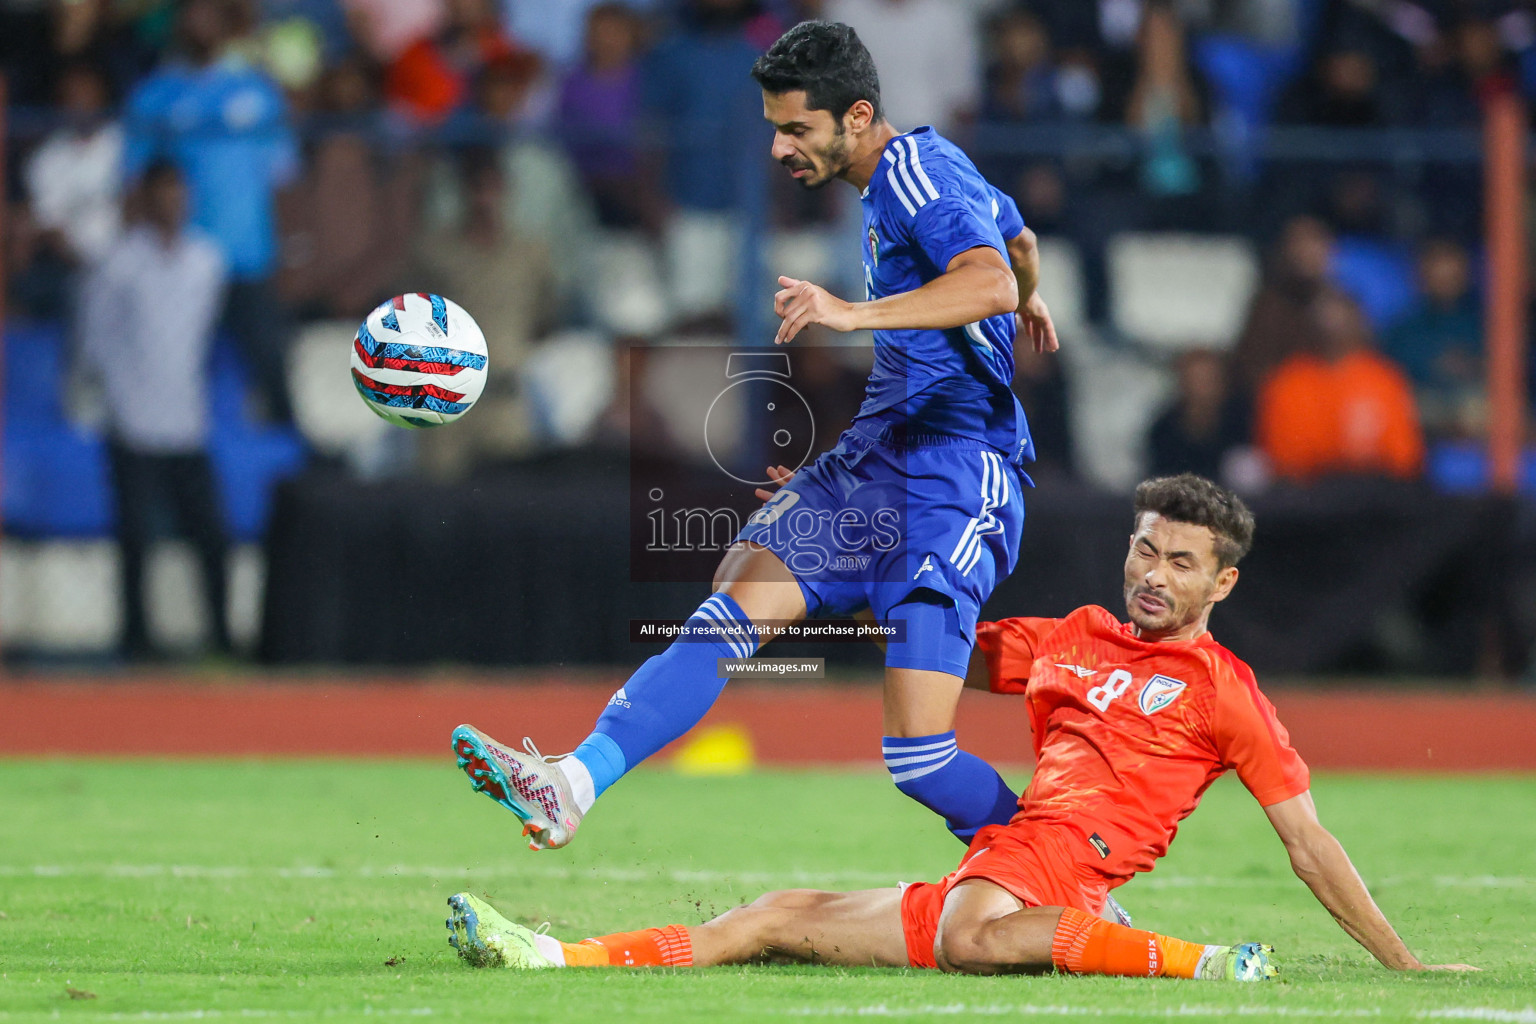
[977, 605, 1310, 885]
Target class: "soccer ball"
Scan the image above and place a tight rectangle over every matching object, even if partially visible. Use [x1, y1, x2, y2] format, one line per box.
[350, 293, 489, 428]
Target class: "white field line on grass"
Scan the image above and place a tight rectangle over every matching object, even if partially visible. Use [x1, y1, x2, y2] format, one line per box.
[781, 1008, 1536, 1022]
[2, 1007, 1529, 1023]
[0, 1011, 440, 1021]
[0, 864, 1531, 890]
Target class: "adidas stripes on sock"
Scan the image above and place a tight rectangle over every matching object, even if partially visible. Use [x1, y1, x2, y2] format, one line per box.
[1050, 906, 1216, 978]
[565, 593, 758, 807]
[882, 731, 1020, 842]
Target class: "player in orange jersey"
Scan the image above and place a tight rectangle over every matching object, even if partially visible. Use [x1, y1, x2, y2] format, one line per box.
[445, 474, 1476, 979]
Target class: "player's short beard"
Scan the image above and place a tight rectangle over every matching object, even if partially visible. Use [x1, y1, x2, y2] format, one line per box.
[801, 125, 852, 190]
[1125, 578, 1218, 637]
[1125, 584, 1184, 634]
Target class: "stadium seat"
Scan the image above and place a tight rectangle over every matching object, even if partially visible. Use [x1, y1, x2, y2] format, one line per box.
[1328, 236, 1417, 332]
[1, 539, 264, 655]
[1108, 233, 1259, 351]
[765, 229, 836, 292]
[3, 320, 305, 542]
[288, 320, 391, 458]
[641, 336, 737, 465]
[586, 229, 670, 336]
[665, 210, 741, 320]
[1194, 35, 1302, 132]
[3, 418, 115, 538]
[1427, 441, 1536, 495]
[1, 320, 113, 538]
[0, 539, 119, 652]
[1194, 36, 1304, 181]
[522, 329, 616, 446]
[1056, 326, 1174, 490]
[1036, 236, 1086, 342]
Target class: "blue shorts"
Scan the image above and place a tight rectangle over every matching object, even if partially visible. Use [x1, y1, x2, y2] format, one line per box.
[735, 421, 1028, 678]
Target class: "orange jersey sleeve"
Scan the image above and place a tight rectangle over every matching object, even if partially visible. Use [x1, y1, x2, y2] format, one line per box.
[976, 617, 1062, 695]
[1209, 649, 1311, 807]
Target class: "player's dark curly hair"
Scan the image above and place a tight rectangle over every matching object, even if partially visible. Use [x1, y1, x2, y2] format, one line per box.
[751, 21, 884, 124]
[1134, 474, 1255, 570]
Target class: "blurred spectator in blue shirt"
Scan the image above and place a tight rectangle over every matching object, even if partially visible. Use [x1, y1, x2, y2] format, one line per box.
[502, 0, 659, 70]
[982, 10, 1068, 124]
[125, 0, 298, 281]
[1384, 239, 1485, 438]
[642, 0, 772, 325]
[643, 0, 767, 214]
[558, 3, 663, 230]
[123, 0, 300, 424]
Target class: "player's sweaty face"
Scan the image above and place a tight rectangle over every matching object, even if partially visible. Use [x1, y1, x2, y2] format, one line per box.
[1122, 514, 1225, 639]
[763, 91, 851, 189]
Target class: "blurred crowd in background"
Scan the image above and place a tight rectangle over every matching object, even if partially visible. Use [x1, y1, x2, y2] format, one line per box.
[2, 0, 1533, 661]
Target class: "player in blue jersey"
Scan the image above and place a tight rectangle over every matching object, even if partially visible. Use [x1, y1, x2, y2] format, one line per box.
[451, 20, 1062, 854]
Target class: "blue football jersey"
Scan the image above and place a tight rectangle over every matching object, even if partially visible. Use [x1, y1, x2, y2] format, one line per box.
[124, 58, 298, 279]
[990, 184, 1025, 241]
[857, 127, 1033, 464]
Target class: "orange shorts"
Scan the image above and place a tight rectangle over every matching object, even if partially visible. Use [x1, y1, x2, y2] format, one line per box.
[899, 821, 1110, 969]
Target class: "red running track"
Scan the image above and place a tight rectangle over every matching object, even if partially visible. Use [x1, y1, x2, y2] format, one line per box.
[1, 676, 1533, 770]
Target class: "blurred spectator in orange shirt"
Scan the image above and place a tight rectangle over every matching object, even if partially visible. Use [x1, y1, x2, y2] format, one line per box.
[385, 0, 528, 122]
[1256, 289, 1425, 481]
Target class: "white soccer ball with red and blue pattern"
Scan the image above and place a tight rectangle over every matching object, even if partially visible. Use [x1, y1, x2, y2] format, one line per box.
[350, 293, 488, 428]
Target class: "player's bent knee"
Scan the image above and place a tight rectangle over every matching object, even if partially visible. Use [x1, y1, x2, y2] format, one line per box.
[932, 929, 1001, 976]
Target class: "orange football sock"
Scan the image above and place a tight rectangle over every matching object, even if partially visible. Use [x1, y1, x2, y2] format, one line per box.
[558, 940, 608, 967]
[1050, 907, 1208, 979]
[562, 925, 693, 968]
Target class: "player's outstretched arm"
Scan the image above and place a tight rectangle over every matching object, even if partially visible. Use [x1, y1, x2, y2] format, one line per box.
[1263, 791, 1478, 971]
[1005, 227, 1058, 355]
[773, 246, 1017, 345]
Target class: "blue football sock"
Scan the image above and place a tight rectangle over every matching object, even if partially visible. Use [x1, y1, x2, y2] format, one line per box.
[882, 731, 1020, 843]
[571, 593, 758, 801]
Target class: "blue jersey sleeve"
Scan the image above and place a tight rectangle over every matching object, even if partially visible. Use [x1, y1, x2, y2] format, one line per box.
[990, 186, 1025, 241]
[907, 194, 1007, 274]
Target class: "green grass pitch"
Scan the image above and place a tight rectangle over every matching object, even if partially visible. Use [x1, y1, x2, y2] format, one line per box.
[0, 760, 1531, 1023]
